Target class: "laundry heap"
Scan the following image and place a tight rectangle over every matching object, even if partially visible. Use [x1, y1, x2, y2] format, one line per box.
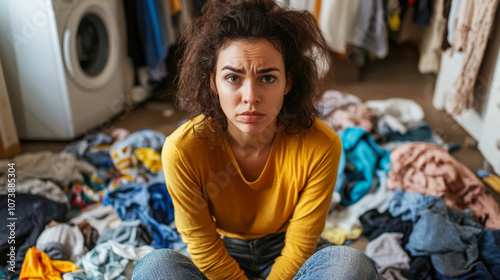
[317, 90, 500, 280]
[0, 129, 186, 279]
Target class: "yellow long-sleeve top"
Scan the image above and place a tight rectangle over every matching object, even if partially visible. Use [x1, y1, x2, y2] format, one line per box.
[162, 115, 341, 280]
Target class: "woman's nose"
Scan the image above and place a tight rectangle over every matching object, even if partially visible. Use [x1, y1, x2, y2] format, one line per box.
[242, 81, 260, 105]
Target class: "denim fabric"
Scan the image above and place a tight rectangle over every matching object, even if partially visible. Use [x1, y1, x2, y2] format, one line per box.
[148, 182, 175, 225]
[132, 249, 208, 280]
[102, 183, 178, 249]
[436, 262, 492, 280]
[478, 230, 500, 279]
[223, 232, 285, 279]
[388, 190, 440, 222]
[293, 246, 379, 280]
[405, 199, 484, 277]
[338, 127, 391, 205]
[223, 232, 332, 279]
[132, 246, 379, 280]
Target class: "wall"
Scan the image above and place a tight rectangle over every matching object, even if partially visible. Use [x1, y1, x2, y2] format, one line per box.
[0, 56, 21, 159]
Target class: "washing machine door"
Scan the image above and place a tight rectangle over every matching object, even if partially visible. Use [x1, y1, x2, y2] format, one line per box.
[63, 0, 120, 90]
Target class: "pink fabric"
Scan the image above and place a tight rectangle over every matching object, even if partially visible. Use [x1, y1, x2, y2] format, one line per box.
[388, 142, 500, 229]
[324, 104, 375, 132]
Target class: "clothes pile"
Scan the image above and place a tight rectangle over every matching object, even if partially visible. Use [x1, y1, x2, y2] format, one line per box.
[0, 129, 186, 280]
[317, 90, 500, 279]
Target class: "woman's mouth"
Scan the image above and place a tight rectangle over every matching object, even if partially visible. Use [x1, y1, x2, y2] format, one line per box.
[238, 111, 265, 122]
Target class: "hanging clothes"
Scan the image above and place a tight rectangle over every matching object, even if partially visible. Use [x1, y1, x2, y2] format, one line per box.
[441, 0, 453, 50]
[451, 0, 474, 53]
[387, 0, 402, 31]
[413, 0, 433, 26]
[449, 0, 500, 114]
[123, 0, 146, 73]
[347, 0, 389, 59]
[314, 0, 322, 20]
[418, 0, 446, 74]
[135, 0, 168, 80]
[392, 4, 425, 44]
[157, 0, 178, 48]
[170, 0, 182, 14]
[445, 0, 463, 46]
[319, 0, 361, 55]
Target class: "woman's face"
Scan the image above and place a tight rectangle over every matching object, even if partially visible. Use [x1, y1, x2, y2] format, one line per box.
[211, 39, 291, 137]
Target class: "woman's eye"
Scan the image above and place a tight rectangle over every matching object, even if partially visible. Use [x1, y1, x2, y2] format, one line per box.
[226, 75, 240, 83]
[262, 75, 276, 83]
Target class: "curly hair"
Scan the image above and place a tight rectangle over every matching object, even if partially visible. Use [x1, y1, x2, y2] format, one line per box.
[177, 0, 331, 138]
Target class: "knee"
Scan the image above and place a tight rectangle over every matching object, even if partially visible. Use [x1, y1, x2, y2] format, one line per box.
[296, 246, 379, 280]
[318, 246, 371, 263]
[141, 248, 188, 264]
[133, 249, 188, 279]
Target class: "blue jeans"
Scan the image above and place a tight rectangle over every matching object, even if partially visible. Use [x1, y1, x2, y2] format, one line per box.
[132, 246, 379, 279]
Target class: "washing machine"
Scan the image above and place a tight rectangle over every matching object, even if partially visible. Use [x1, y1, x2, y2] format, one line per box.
[0, 0, 125, 140]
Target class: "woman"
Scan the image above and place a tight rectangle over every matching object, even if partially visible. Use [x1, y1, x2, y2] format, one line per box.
[133, 0, 379, 279]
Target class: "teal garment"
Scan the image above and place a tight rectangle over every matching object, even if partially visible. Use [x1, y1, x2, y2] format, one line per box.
[337, 127, 391, 205]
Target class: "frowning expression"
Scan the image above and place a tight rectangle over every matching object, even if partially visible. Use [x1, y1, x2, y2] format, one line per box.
[211, 39, 292, 136]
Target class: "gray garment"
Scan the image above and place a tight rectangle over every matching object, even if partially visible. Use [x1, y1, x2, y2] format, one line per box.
[158, 0, 177, 46]
[0, 179, 69, 206]
[37, 242, 71, 261]
[347, 0, 388, 59]
[97, 220, 152, 247]
[0, 151, 95, 187]
[365, 232, 411, 272]
[405, 198, 484, 277]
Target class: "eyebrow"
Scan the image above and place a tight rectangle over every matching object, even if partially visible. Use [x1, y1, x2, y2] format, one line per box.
[221, 66, 281, 74]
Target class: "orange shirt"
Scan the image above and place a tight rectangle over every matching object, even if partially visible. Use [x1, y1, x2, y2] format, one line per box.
[162, 115, 341, 279]
[20, 247, 79, 280]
